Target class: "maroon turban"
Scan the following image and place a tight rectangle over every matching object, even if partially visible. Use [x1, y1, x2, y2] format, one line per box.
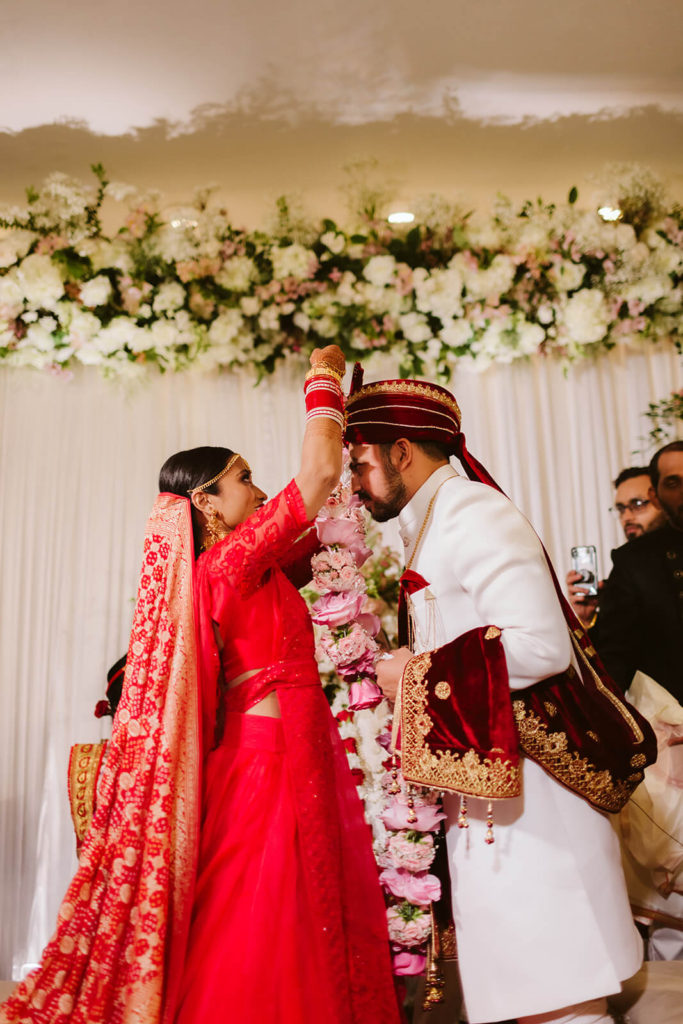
[344, 364, 504, 491]
[344, 369, 462, 454]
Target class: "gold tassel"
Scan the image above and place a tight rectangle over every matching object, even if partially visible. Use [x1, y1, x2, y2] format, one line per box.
[485, 800, 495, 844]
[421, 934, 445, 1011]
[406, 786, 418, 824]
[457, 794, 469, 829]
[389, 753, 401, 794]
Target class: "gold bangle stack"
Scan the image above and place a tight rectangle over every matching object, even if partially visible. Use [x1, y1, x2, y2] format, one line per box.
[305, 362, 344, 385]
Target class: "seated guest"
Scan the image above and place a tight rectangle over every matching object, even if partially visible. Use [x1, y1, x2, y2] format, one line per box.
[567, 466, 666, 628]
[596, 441, 683, 703]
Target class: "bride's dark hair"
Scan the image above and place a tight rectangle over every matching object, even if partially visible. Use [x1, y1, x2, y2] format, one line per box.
[159, 446, 235, 554]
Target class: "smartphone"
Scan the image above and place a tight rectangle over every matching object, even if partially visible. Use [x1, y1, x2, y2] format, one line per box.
[571, 545, 599, 597]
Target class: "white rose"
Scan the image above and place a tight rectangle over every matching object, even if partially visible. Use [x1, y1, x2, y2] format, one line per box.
[0, 228, 36, 269]
[239, 295, 261, 316]
[0, 275, 24, 313]
[148, 319, 179, 350]
[516, 319, 545, 354]
[271, 243, 316, 280]
[78, 238, 133, 274]
[80, 275, 113, 308]
[258, 305, 281, 332]
[293, 310, 311, 331]
[208, 309, 244, 346]
[561, 289, 610, 345]
[537, 303, 555, 325]
[335, 271, 360, 306]
[414, 267, 463, 320]
[465, 217, 504, 250]
[92, 316, 148, 354]
[63, 308, 100, 348]
[622, 275, 672, 308]
[549, 260, 586, 293]
[460, 254, 516, 302]
[11, 254, 64, 308]
[439, 318, 474, 349]
[363, 255, 396, 288]
[217, 256, 256, 293]
[152, 282, 186, 314]
[151, 224, 196, 264]
[25, 322, 55, 352]
[399, 311, 432, 344]
[320, 231, 345, 254]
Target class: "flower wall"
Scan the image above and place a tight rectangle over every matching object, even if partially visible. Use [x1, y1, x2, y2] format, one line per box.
[0, 165, 681, 381]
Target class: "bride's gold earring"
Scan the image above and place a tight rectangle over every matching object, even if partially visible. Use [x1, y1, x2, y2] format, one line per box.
[202, 506, 227, 551]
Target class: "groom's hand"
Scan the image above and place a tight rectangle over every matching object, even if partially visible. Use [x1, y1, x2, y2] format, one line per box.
[376, 647, 413, 704]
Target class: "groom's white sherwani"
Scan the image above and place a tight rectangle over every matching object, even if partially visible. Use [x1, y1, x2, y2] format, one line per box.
[398, 464, 641, 1024]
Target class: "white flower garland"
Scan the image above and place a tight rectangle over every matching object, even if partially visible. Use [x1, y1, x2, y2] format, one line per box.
[0, 165, 681, 380]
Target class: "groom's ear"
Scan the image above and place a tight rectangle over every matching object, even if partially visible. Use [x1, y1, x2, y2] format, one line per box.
[392, 438, 414, 471]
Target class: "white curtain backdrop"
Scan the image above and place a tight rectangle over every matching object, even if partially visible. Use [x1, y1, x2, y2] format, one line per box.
[0, 344, 680, 978]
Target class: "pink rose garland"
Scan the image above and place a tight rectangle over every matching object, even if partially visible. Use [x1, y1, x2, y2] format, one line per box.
[310, 457, 444, 977]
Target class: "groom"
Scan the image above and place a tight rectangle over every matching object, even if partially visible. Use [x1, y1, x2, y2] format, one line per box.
[345, 373, 645, 1024]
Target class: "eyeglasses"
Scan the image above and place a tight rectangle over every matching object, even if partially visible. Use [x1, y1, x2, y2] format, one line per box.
[609, 498, 651, 517]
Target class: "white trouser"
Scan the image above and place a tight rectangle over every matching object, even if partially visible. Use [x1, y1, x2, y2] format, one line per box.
[517, 996, 611, 1024]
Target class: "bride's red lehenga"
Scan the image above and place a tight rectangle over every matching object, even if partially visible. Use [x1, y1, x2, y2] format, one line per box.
[178, 478, 399, 1023]
[0, 480, 399, 1024]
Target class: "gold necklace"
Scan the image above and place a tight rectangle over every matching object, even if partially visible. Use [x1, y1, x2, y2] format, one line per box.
[405, 478, 450, 570]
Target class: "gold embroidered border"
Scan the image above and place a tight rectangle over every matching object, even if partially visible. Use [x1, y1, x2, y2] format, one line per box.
[512, 702, 641, 813]
[346, 379, 462, 423]
[67, 741, 108, 846]
[570, 631, 645, 744]
[401, 652, 521, 798]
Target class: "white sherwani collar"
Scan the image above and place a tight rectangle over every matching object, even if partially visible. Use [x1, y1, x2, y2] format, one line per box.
[398, 462, 458, 567]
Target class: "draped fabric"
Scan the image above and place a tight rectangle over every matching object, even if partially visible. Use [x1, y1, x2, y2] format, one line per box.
[0, 495, 201, 1023]
[0, 344, 681, 979]
[186, 479, 399, 1023]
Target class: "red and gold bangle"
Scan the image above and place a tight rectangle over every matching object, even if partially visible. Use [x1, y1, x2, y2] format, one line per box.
[304, 370, 344, 428]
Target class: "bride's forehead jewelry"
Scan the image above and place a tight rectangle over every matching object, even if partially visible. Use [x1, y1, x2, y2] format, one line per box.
[188, 453, 241, 495]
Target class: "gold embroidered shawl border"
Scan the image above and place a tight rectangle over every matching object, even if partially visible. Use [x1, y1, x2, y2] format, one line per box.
[512, 701, 643, 813]
[400, 651, 521, 799]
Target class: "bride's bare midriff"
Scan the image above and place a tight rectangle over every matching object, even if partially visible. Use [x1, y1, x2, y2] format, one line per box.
[227, 669, 281, 718]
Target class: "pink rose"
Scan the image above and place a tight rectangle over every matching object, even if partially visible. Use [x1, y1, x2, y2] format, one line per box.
[380, 868, 441, 906]
[386, 905, 431, 946]
[348, 679, 383, 710]
[356, 612, 381, 637]
[337, 647, 379, 678]
[316, 517, 362, 548]
[319, 623, 379, 669]
[386, 832, 435, 872]
[311, 591, 365, 628]
[381, 797, 446, 833]
[392, 950, 426, 976]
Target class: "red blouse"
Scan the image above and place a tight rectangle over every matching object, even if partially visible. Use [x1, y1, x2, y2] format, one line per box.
[196, 479, 320, 684]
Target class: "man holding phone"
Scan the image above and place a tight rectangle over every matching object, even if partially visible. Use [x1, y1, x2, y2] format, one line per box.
[596, 441, 683, 702]
[567, 466, 666, 628]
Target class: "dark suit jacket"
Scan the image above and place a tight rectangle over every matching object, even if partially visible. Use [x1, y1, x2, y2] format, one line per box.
[593, 523, 683, 703]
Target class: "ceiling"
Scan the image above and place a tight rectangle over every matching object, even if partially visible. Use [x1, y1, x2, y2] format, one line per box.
[2, 0, 682, 224]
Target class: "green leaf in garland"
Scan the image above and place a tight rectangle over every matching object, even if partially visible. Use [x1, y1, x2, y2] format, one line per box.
[568, 186, 578, 205]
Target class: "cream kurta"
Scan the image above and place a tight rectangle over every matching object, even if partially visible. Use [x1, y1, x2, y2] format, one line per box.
[398, 464, 642, 1024]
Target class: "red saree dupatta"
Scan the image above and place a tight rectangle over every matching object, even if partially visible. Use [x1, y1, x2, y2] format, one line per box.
[1, 494, 201, 1024]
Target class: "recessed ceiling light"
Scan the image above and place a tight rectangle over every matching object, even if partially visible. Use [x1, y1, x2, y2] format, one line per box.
[597, 206, 622, 222]
[387, 211, 415, 224]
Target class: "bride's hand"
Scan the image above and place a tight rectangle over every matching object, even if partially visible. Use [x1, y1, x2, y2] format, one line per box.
[309, 344, 345, 376]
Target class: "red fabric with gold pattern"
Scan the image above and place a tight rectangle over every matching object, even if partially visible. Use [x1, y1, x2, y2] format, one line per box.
[344, 376, 461, 453]
[1, 495, 201, 1024]
[400, 625, 522, 800]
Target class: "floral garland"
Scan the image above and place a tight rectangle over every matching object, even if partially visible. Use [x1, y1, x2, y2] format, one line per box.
[309, 461, 444, 976]
[0, 164, 681, 381]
